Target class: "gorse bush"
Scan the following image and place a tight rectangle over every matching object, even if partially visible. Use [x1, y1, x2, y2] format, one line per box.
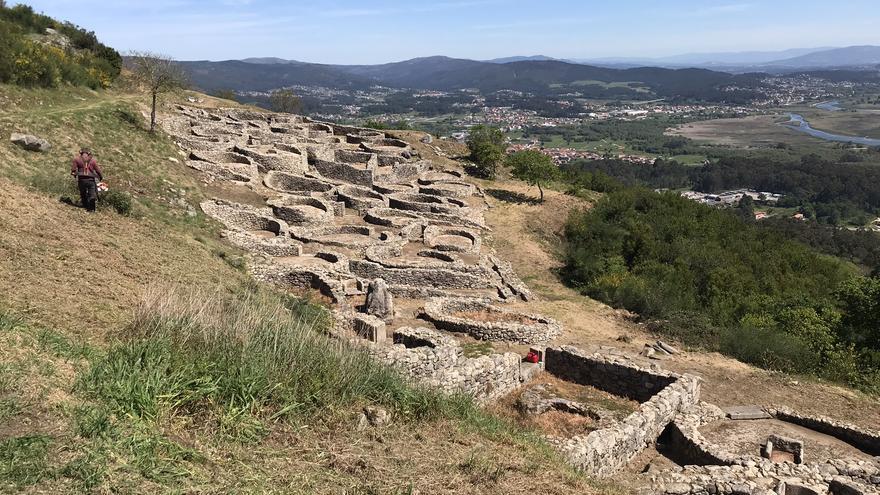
[78, 285, 484, 440]
[563, 187, 880, 390]
[0, 4, 121, 89]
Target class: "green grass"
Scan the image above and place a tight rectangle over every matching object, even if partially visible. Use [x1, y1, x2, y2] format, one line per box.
[77, 283, 507, 438]
[0, 435, 53, 489]
[462, 342, 494, 358]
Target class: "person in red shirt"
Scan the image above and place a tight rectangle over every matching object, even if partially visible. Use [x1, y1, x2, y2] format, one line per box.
[71, 148, 104, 212]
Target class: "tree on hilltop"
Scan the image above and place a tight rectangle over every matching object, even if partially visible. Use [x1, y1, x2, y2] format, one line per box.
[128, 51, 188, 132]
[505, 150, 559, 202]
[466, 125, 505, 178]
[269, 89, 302, 114]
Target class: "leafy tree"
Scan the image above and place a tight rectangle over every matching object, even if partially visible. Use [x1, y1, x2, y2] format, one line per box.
[505, 150, 559, 202]
[269, 89, 302, 114]
[466, 125, 504, 178]
[128, 51, 188, 132]
[736, 195, 755, 222]
[835, 277, 880, 350]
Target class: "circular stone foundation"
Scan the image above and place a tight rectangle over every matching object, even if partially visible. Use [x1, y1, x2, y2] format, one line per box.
[268, 195, 335, 226]
[275, 251, 348, 273]
[365, 243, 473, 271]
[200, 200, 288, 235]
[291, 225, 383, 248]
[337, 184, 388, 211]
[417, 171, 464, 185]
[363, 207, 424, 229]
[418, 181, 476, 198]
[264, 170, 334, 194]
[424, 225, 481, 253]
[373, 182, 416, 195]
[421, 298, 562, 344]
[387, 193, 468, 215]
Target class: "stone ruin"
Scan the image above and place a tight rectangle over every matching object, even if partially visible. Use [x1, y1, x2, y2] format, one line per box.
[163, 105, 880, 493]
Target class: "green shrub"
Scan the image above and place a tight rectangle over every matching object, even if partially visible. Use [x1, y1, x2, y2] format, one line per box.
[100, 190, 132, 216]
[0, 5, 121, 88]
[466, 125, 505, 179]
[563, 187, 880, 391]
[720, 326, 819, 374]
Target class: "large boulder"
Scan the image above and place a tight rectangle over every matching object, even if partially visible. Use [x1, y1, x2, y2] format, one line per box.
[10, 133, 51, 152]
[365, 278, 393, 322]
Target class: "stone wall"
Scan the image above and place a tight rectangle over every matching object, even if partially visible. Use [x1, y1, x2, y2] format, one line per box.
[422, 297, 561, 344]
[545, 346, 701, 477]
[769, 407, 880, 456]
[312, 159, 374, 187]
[545, 346, 679, 402]
[362, 327, 540, 401]
[350, 260, 492, 290]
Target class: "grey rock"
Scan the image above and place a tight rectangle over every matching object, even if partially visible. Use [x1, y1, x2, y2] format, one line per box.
[656, 340, 679, 355]
[10, 133, 51, 152]
[365, 278, 394, 322]
[724, 405, 771, 420]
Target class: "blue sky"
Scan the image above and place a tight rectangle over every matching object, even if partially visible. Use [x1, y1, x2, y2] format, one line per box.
[13, 0, 880, 63]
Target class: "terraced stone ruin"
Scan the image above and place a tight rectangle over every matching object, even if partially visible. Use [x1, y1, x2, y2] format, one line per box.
[163, 106, 880, 494]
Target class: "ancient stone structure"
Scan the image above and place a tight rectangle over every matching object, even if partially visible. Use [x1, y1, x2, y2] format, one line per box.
[164, 105, 880, 492]
[421, 297, 560, 344]
[545, 346, 701, 477]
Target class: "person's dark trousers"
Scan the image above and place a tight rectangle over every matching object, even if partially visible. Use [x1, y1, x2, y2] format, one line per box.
[78, 178, 98, 212]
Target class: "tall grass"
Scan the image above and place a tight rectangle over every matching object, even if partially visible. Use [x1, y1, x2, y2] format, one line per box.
[79, 284, 483, 439]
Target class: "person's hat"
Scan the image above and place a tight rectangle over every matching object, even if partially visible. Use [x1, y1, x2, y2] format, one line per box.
[80, 147, 92, 155]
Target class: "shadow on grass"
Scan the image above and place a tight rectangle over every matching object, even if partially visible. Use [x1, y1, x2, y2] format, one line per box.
[486, 188, 541, 205]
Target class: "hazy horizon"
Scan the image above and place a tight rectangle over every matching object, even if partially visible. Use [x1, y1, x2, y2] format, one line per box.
[12, 0, 880, 64]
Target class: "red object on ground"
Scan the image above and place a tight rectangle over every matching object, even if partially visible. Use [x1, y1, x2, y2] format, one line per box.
[524, 351, 540, 363]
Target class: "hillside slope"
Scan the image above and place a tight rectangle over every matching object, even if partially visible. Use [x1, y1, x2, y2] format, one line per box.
[0, 84, 603, 494]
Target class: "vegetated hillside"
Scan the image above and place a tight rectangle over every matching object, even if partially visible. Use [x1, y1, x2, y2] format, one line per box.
[335, 57, 765, 100]
[0, 3, 121, 88]
[176, 59, 375, 92]
[182, 55, 765, 102]
[562, 187, 880, 393]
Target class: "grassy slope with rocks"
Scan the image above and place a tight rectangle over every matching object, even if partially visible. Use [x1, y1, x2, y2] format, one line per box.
[0, 84, 606, 494]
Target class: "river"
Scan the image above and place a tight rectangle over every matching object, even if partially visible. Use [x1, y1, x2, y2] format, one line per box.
[784, 113, 880, 147]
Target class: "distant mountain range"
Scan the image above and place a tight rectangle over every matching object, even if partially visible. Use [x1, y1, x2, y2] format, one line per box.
[175, 46, 880, 104]
[485, 55, 559, 64]
[490, 46, 880, 70]
[178, 56, 767, 104]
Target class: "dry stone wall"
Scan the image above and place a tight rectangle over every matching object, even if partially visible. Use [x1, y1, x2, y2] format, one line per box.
[545, 346, 701, 477]
[363, 327, 540, 401]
